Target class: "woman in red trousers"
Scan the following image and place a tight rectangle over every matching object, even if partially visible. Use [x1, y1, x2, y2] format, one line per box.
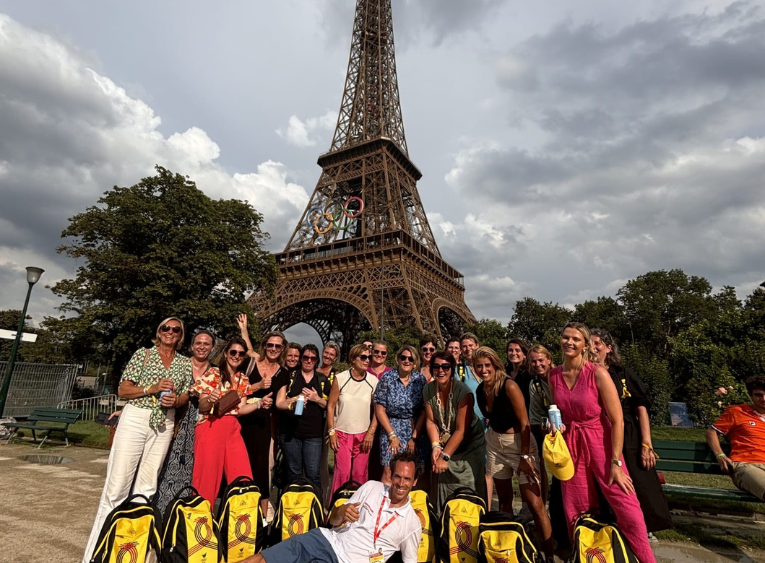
[191, 337, 273, 503]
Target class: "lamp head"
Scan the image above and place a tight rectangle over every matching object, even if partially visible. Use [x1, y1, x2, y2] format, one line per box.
[26, 267, 44, 285]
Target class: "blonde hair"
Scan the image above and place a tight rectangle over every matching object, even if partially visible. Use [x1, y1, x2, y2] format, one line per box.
[473, 346, 508, 398]
[561, 322, 596, 363]
[152, 317, 185, 350]
[396, 345, 421, 371]
[349, 343, 370, 362]
[528, 344, 554, 365]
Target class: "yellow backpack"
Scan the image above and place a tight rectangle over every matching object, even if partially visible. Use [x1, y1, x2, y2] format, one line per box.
[90, 494, 162, 563]
[326, 480, 361, 525]
[409, 489, 439, 563]
[569, 515, 639, 563]
[217, 477, 265, 562]
[478, 511, 538, 563]
[438, 487, 486, 563]
[270, 480, 323, 545]
[161, 486, 220, 563]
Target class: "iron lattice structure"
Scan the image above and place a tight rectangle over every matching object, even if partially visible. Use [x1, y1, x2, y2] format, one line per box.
[249, 0, 475, 352]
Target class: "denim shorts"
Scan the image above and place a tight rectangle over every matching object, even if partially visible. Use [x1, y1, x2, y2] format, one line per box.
[261, 528, 339, 563]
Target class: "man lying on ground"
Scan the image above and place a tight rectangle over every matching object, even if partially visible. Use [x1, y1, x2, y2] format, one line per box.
[707, 375, 765, 500]
[243, 450, 423, 563]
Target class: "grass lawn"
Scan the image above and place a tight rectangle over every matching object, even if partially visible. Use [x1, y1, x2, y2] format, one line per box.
[13, 420, 112, 449]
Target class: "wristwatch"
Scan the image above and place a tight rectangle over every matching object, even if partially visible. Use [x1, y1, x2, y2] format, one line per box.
[441, 452, 451, 462]
[612, 459, 623, 467]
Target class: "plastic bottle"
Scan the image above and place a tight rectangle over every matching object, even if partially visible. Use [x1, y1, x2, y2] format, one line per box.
[294, 395, 305, 416]
[548, 404, 563, 430]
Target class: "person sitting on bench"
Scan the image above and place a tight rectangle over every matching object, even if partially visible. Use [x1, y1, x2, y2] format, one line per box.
[707, 375, 765, 500]
[243, 450, 423, 563]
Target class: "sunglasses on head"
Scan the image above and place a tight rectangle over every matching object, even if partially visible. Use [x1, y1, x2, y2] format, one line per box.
[266, 343, 283, 350]
[421, 346, 436, 353]
[433, 363, 452, 372]
[160, 325, 182, 334]
[302, 355, 318, 362]
[399, 355, 414, 363]
[228, 350, 247, 358]
[358, 354, 371, 361]
[373, 350, 387, 356]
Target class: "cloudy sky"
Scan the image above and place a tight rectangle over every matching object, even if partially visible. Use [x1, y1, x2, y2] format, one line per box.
[1, 0, 764, 342]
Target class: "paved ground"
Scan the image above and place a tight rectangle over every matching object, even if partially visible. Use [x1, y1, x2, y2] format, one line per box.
[1, 441, 764, 563]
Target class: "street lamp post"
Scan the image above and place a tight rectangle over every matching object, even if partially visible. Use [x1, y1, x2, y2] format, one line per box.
[0, 267, 44, 417]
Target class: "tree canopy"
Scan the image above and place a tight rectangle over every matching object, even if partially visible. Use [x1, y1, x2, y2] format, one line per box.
[52, 166, 278, 382]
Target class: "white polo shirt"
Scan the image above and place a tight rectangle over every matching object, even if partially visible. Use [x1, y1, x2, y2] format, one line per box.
[320, 481, 422, 563]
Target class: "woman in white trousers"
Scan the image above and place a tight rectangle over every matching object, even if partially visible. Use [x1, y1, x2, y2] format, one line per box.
[83, 317, 192, 562]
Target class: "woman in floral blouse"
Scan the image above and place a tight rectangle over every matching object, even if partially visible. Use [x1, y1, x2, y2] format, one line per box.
[192, 337, 273, 503]
[83, 317, 192, 563]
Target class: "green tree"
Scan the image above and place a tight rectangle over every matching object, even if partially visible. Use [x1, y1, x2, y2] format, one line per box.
[52, 166, 278, 385]
[616, 269, 717, 357]
[507, 297, 570, 354]
[463, 318, 507, 355]
[0, 310, 74, 364]
[621, 344, 673, 425]
[573, 297, 629, 343]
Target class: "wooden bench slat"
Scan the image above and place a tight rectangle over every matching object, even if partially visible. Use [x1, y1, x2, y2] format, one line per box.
[2, 407, 82, 448]
[656, 460, 722, 473]
[663, 484, 760, 502]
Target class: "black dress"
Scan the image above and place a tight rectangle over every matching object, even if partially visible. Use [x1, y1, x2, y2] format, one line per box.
[608, 364, 673, 532]
[239, 363, 285, 501]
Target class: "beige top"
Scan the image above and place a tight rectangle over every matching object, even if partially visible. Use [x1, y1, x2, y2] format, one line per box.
[334, 369, 379, 434]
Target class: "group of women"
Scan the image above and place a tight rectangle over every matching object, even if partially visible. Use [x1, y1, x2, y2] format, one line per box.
[84, 316, 669, 563]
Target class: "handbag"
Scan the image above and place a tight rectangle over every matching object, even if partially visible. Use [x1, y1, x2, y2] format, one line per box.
[213, 388, 241, 417]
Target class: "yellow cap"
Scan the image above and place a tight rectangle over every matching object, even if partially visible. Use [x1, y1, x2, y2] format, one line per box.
[543, 431, 574, 481]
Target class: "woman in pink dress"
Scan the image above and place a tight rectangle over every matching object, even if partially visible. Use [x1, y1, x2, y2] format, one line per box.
[549, 322, 656, 563]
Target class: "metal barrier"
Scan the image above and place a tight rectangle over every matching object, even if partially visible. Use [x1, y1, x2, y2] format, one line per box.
[0, 362, 78, 418]
[58, 394, 118, 421]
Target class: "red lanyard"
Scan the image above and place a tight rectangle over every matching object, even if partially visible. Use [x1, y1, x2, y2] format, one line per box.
[373, 497, 399, 547]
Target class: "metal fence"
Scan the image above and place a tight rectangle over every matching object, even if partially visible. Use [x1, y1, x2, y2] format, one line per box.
[0, 362, 78, 418]
[57, 394, 119, 421]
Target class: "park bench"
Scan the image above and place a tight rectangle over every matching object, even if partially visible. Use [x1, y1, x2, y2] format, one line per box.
[653, 440, 761, 504]
[2, 407, 82, 448]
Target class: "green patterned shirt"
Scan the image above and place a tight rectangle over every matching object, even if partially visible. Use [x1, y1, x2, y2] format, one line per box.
[121, 347, 192, 428]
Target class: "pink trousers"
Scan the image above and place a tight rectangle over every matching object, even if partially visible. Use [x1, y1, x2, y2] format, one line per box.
[561, 423, 656, 563]
[193, 416, 253, 504]
[331, 431, 370, 497]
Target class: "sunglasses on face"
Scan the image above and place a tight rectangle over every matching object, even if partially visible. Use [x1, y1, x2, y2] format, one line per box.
[358, 354, 371, 361]
[160, 325, 182, 334]
[302, 356, 318, 362]
[266, 343, 283, 350]
[433, 363, 452, 372]
[373, 350, 387, 356]
[228, 350, 247, 358]
[421, 346, 436, 353]
[399, 355, 414, 363]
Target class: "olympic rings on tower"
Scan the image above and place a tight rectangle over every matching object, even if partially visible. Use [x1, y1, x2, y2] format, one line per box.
[305, 197, 364, 234]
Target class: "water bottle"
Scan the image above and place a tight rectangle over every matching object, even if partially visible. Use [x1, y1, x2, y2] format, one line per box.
[294, 395, 305, 416]
[159, 390, 171, 401]
[548, 404, 563, 431]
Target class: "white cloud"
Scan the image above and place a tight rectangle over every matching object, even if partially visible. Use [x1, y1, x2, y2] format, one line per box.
[276, 111, 338, 148]
[0, 14, 311, 317]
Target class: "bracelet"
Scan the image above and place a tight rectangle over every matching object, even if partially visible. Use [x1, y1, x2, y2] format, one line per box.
[716, 453, 727, 459]
[642, 443, 660, 458]
[432, 442, 442, 450]
[328, 428, 336, 436]
[144, 386, 150, 396]
[387, 431, 396, 439]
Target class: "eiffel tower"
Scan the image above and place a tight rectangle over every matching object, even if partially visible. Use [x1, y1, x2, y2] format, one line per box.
[249, 0, 475, 352]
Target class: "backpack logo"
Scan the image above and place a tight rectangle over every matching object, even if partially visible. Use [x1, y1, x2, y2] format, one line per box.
[189, 516, 218, 557]
[586, 547, 607, 563]
[288, 513, 305, 536]
[229, 514, 257, 549]
[449, 521, 478, 559]
[116, 541, 139, 563]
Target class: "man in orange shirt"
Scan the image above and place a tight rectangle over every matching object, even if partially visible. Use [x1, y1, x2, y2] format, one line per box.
[706, 376, 765, 500]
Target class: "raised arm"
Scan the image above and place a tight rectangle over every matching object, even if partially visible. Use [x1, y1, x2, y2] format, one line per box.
[237, 314, 261, 360]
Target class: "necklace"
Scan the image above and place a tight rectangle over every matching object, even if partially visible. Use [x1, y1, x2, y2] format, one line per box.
[436, 382, 454, 446]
